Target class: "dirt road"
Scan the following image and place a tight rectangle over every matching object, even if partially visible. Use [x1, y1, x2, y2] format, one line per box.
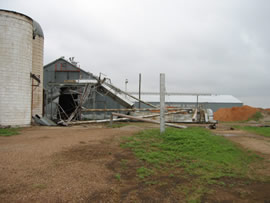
[215, 128, 270, 156]
[215, 126, 270, 177]
[0, 124, 151, 202]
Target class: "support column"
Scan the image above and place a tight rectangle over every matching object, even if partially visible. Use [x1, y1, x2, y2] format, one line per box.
[160, 73, 165, 134]
[139, 73, 141, 109]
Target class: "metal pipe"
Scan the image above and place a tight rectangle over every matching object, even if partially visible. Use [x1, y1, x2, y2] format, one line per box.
[192, 108, 198, 122]
[50, 87, 53, 120]
[129, 92, 213, 96]
[104, 82, 157, 108]
[112, 113, 187, 129]
[69, 110, 184, 125]
[81, 107, 184, 112]
[31, 78, 34, 118]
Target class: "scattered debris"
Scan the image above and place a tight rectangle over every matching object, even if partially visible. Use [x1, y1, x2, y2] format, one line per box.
[112, 112, 187, 129]
[32, 115, 56, 126]
[40, 76, 217, 127]
[208, 123, 216, 129]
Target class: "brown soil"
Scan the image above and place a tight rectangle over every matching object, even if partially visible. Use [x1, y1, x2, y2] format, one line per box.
[0, 123, 270, 202]
[214, 105, 259, 122]
[0, 124, 152, 202]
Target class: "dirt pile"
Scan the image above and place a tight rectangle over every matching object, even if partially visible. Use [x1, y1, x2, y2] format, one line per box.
[214, 105, 259, 122]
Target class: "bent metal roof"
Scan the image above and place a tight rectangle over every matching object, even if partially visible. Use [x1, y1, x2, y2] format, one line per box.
[75, 79, 134, 108]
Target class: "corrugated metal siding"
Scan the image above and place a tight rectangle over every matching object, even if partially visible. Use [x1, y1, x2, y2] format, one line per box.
[43, 59, 94, 89]
[44, 60, 128, 120]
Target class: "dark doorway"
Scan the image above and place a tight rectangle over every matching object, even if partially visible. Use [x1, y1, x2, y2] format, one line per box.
[58, 94, 78, 119]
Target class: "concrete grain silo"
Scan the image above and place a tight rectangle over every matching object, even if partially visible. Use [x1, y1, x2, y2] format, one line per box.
[32, 20, 44, 117]
[0, 10, 44, 126]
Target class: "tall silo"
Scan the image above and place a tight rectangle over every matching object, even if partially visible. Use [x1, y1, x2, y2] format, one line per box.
[32, 20, 44, 117]
[0, 10, 44, 126]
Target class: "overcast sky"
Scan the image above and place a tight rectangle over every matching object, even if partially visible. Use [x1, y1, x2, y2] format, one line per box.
[2, 0, 270, 107]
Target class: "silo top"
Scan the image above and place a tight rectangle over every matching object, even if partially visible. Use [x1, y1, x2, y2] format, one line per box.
[0, 9, 44, 38]
[0, 9, 32, 23]
[33, 20, 44, 38]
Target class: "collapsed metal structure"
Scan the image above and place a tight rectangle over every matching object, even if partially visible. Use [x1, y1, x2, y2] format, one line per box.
[38, 75, 217, 127]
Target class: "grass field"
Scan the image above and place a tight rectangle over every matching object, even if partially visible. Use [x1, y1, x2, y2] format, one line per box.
[236, 126, 270, 137]
[121, 127, 262, 201]
[0, 128, 20, 136]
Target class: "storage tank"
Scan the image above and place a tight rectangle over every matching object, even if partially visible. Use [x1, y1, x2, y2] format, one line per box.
[32, 20, 44, 117]
[0, 10, 44, 126]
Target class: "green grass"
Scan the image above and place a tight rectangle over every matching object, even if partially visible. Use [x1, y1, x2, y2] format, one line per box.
[0, 128, 20, 136]
[137, 166, 153, 179]
[115, 173, 121, 181]
[121, 127, 262, 201]
[122, 127, 257, 179]
[236, 126, 270, 137]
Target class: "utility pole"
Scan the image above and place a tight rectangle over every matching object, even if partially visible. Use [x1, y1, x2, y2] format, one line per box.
[125, 79, 128, 98]
[125, 79, 128, 92]
[160, 73, 165, 134]
[139, 73, 141, 109]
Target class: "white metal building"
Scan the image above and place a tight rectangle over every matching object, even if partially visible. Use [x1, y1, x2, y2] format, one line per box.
[132, 93, 243, 112]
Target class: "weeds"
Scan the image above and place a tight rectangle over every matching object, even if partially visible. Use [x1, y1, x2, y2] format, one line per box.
[0, 128, 20, 136]
[115, 173, 121, 181]
[122, 127, 262, 201]
[137, 166, 153, 179]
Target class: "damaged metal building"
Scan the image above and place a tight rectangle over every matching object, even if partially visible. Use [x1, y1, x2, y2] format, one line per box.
[43, 57, 220, 126]
[43, 58, 134, 122]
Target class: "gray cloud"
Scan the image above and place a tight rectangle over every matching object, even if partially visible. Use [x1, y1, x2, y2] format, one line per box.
[2, 0, 270, 107]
